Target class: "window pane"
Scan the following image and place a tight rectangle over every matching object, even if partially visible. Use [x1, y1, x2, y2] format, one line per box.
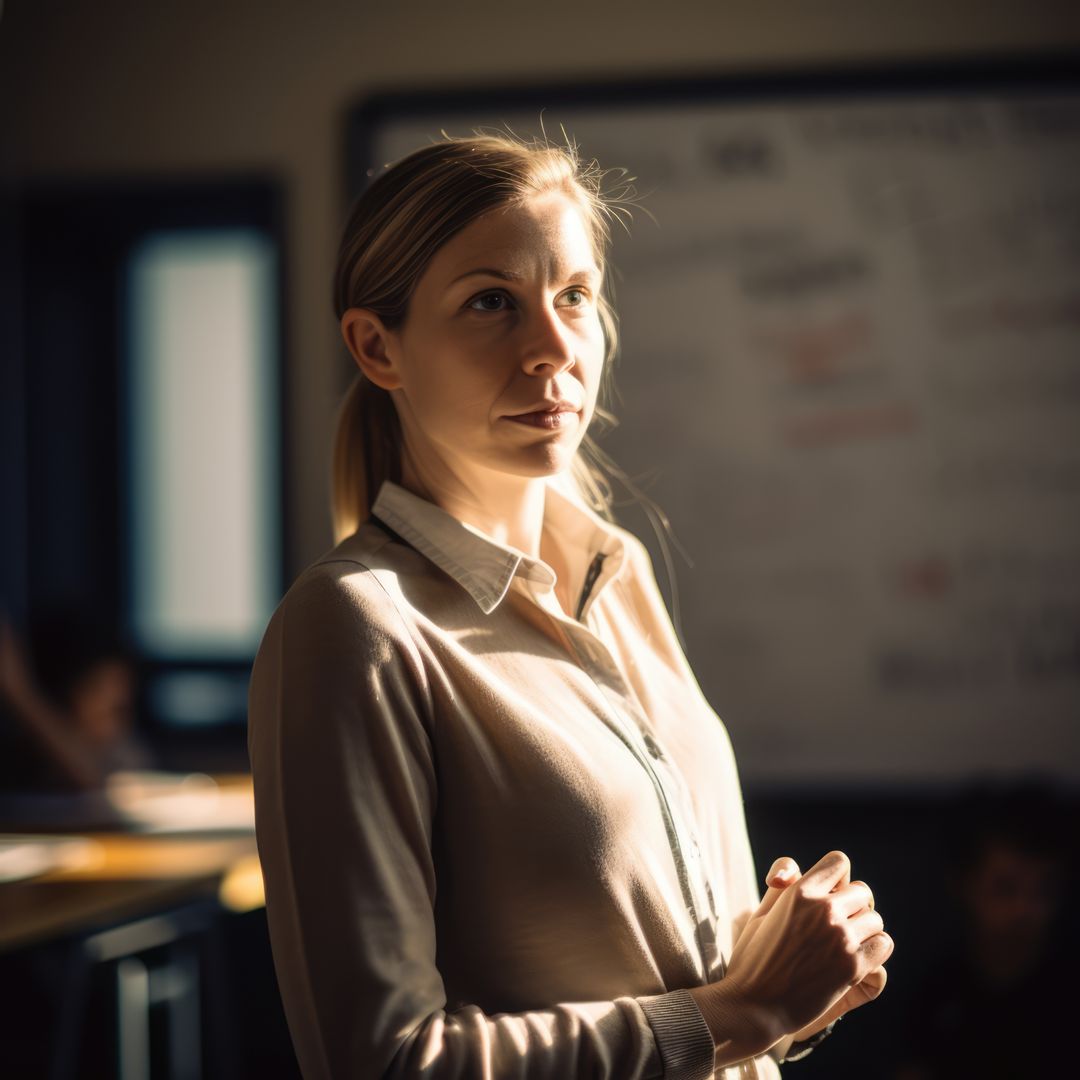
[126, 229, 279, 659]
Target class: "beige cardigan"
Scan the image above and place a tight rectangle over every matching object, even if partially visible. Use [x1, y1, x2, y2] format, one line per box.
[248, 478, 804, 1078]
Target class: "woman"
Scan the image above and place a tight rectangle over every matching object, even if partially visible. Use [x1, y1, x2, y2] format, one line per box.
[247, 132, 893, 1079]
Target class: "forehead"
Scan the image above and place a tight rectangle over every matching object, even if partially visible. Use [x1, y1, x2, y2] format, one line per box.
[436, 192, 599, 280]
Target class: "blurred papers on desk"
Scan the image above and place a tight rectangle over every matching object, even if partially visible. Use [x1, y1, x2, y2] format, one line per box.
[0, 835, 100, 883]
[0, 772, 255, 835]
[104, 771, 255, 833]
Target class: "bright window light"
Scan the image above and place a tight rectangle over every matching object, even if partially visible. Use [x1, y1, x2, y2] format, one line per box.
[125, 229, 279, 660]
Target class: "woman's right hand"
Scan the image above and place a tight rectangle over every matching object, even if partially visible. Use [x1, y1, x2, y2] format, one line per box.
[692, 850, 893, 1062]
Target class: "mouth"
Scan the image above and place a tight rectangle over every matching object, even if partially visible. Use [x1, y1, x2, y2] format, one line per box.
[507, 401, 579, 417]
[504, 408, 581, 429]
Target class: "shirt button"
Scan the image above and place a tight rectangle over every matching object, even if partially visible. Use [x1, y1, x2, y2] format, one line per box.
[643, 733, 665, 760]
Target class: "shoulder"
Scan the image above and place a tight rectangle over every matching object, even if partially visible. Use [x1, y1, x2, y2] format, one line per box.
[258, 542, 425, 675]
[248, 548, 435, 743]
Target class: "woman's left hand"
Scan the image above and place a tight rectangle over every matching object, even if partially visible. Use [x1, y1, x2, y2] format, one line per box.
[788, 964, 887, 1041]
[759, 861, 888, 1042]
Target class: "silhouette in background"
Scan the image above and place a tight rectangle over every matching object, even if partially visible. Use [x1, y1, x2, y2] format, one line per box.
[895, 780, 1074, 1079]
[0, 606, 153, 792]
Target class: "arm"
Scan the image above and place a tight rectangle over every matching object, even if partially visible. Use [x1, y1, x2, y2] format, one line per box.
[0, 616, 104, 791]
[248, 565, 726, 1080]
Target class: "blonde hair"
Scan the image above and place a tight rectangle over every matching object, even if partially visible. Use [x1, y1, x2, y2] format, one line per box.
[330, 127, 655, 541]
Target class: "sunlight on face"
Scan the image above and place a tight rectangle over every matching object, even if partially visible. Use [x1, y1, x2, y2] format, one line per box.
[388, 190, 605, 485]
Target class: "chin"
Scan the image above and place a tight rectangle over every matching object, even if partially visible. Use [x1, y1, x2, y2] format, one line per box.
[497, 450, 578, 478]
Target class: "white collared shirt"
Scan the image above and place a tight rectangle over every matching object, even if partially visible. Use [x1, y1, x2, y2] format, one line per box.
[248, 478, 793, 1078]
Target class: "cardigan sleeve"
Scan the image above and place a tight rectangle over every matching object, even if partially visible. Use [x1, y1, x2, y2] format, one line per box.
[247, 562, 722, 1080]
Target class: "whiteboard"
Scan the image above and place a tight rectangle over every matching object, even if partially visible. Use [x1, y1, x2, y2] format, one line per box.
[350, 67, 1080, 788]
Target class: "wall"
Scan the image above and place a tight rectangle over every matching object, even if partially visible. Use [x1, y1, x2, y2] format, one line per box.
[2, 0, 1078, 575]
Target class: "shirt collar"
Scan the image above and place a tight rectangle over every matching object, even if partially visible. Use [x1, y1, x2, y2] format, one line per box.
[369, 478, 626, 616]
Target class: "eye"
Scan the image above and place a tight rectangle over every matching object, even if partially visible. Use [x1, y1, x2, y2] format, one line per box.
[467, 289, 513, 313]
[557, 285, 591, 311]
[464, 285, 596, 315]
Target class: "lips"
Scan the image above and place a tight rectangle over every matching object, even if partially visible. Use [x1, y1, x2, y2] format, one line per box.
[508, 400, 579, 417]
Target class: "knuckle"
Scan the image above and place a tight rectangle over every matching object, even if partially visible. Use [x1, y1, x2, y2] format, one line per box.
[868, 932, 893, 962]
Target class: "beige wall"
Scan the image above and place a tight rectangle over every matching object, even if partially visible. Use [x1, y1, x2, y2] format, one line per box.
[2, 0, 1077, 574]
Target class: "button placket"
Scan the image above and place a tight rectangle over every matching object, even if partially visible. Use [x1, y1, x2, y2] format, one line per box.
[536, 596, 715, 980]
[590, 647, 723, 972]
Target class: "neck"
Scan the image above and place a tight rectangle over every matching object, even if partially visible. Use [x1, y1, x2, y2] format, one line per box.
[399, 449, 549, 560]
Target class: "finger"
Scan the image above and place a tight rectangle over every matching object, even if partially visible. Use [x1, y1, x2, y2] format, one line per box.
[854, 965, 888, 996]
[832, 967, 888, 1019]
[857, 930, 895, 972]
[849, 879, 874, 910]
[756, 857, 801, 917]
[800, 850, 851, 896]
[764, 856, 801, 889]
[848, 907, 885, 943]
[833, 880, 874, 917]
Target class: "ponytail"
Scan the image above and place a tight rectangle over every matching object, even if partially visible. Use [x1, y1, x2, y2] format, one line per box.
[330, 373, 401, 543]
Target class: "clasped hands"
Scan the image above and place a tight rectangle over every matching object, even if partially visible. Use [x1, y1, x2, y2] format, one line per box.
[692, 850, 893, 1063]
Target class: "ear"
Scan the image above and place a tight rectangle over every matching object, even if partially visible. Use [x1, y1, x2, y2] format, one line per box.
[340, 307, 403, 391]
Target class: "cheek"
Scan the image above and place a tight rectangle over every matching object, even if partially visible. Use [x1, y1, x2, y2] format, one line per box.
[411, 354, 502, 428]
[583, 318, 606, 370]
[582, 338, 606, 401]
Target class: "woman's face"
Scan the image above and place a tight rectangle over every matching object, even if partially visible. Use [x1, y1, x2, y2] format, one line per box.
[381, 190, 606, 486]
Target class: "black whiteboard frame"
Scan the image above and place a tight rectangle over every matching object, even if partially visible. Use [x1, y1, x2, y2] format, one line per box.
[343, 50, 1080, 206]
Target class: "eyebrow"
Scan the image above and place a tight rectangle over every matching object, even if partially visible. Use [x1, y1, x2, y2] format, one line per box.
[448, 266, 601, 289]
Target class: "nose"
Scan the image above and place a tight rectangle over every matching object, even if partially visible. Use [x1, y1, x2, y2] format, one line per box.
[520, 301, 576, 376]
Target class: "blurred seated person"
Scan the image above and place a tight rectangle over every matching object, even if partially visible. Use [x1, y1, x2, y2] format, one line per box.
[0, 606, 153, 792]
[894, 780, 1074, 1080]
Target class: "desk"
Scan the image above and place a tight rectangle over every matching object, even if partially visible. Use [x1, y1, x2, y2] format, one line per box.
[0, 773, 263, 952]
[0, 834, 260, 954]
[0, 774, 265, 1080]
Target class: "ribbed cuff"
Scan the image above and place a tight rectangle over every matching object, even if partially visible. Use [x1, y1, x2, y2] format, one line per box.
[636, 988, 716, 1080]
